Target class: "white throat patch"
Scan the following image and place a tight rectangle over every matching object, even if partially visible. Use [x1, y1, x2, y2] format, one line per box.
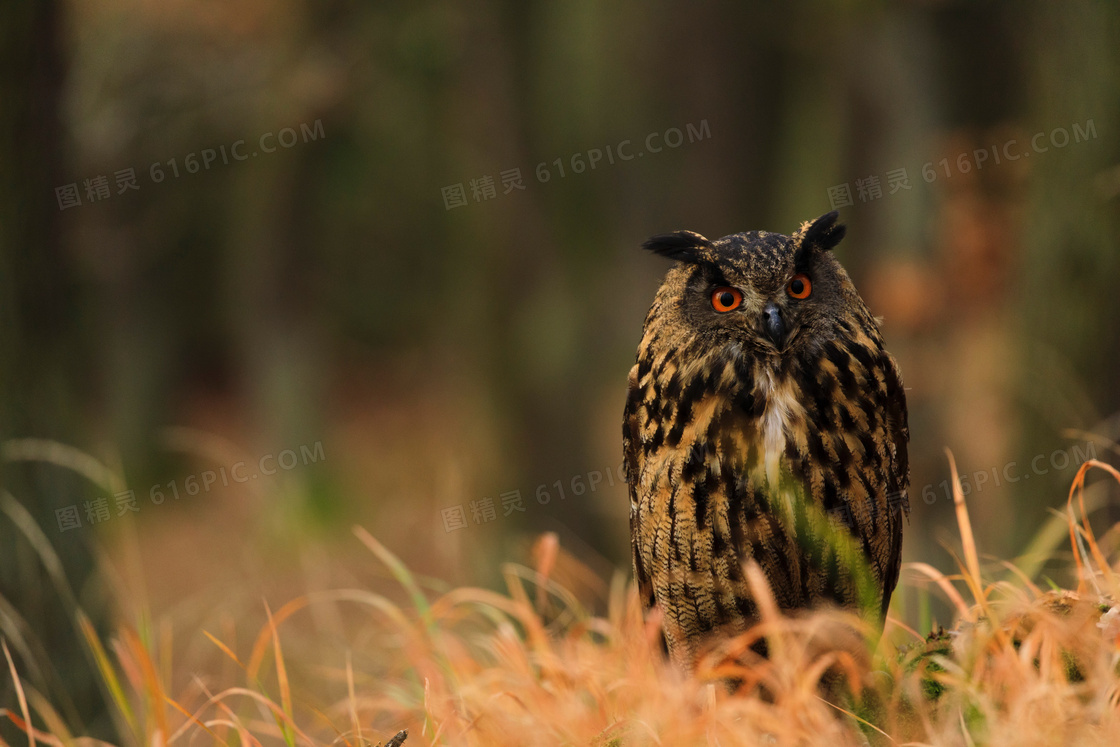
[758, 366, 800, 488]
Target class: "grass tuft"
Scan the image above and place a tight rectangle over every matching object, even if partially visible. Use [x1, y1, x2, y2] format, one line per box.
[2, 451, 1119, 745]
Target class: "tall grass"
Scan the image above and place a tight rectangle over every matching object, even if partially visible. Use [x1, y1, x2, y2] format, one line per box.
[2, 448, 1118, 746]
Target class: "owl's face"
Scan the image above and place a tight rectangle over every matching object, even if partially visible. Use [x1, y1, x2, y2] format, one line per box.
[642, 212, 861, 358]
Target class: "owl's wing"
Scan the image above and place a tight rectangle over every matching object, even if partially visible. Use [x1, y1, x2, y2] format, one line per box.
[879, 352, 910, 618]
[623, 363, 657, 612]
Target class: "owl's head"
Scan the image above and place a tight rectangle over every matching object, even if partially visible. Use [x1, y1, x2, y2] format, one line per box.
[641, 212, 866, 357]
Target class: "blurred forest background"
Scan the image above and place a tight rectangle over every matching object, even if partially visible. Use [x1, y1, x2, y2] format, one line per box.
[2, 0, 1119, 740]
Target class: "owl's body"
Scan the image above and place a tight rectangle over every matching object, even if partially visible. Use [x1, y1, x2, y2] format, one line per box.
[624, 212, 909, 670]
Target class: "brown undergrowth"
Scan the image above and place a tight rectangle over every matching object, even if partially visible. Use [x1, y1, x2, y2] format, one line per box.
[2, 452, 1119, 746]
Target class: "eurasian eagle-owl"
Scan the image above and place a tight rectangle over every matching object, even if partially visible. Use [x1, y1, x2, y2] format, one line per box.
[623, 211, 909, 670]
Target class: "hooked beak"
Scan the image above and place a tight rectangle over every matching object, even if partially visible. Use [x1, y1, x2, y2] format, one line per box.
[762, 302, 785, 348]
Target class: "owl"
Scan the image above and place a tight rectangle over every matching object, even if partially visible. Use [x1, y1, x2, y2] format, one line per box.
[623, 211, 909, 671]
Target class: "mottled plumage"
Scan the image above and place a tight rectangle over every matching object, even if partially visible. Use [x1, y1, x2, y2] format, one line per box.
[623, 212, 909, 670]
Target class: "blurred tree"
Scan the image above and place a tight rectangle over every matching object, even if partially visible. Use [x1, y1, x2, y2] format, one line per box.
[0, 0, 113, 740]
[1015, 1, 1120, 545]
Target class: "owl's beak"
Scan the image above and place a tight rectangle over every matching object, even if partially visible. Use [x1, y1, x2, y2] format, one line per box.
[761, 302, 785, 348]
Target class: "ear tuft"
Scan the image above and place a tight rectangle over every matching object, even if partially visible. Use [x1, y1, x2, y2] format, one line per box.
[641, 230, 712, 263]
[796, 211, 846, 252]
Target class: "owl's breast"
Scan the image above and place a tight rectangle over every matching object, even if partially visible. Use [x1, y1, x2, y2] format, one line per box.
[755, 363, 804, 487]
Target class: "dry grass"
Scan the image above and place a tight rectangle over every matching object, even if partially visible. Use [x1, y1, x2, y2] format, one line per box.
[2, 451, 1119, 747]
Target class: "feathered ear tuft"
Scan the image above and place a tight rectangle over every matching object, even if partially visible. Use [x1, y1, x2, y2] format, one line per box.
[796, 211, 846, 252]
[641, 230, 712, 263]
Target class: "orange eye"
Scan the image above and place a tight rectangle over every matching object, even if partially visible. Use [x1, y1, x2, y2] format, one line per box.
[710, 287, 743, 312]
[787, 273, 812, 299]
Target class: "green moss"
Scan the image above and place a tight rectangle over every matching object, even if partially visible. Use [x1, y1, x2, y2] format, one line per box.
[1063, 649, 1086, 683]
[898, 626, 954, 703]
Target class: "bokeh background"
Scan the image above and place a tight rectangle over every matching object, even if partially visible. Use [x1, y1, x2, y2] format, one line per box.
[2, 0, 1119, 740]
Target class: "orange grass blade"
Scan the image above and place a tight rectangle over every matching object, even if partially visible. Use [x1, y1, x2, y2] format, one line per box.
[883, 613, 923, 643]
[190, 720, 260, 747]
[121, 628, 170, 739]
[179, 676, 257, 747]
[76, 611, 136, 732]
[531, 533, 559, 615]
[167, 687, 314, 746]
[25, 690, 74, 747]
[940, 451, 1013, 645]
[904, 562, 970, 617]
[818, 696, 895, 743]
[246, 589, 418, 682]
[304, 705, 347, 747]
[496, 569, 550, 653]
[345, 652, 360, 747]
[1010, 501, 1097, 585]
[1059, 427, 1120, 459]
[108, 639, 142, 701]
[162, 695, 223, 745]
[944, 450, 981, 589]
[0, 711, 64, 747]
[1066, 459, 1120, 591]
[500, 563, 585, 624]
[263, 603, 295, 747]
[202, 631, 244, 669]
[3, 640, 34, 747]
[158, 621, 173, 692]
[352, 526, 432, 627]
[246, 597, 308, 682]
[743, 561, 786, 663]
